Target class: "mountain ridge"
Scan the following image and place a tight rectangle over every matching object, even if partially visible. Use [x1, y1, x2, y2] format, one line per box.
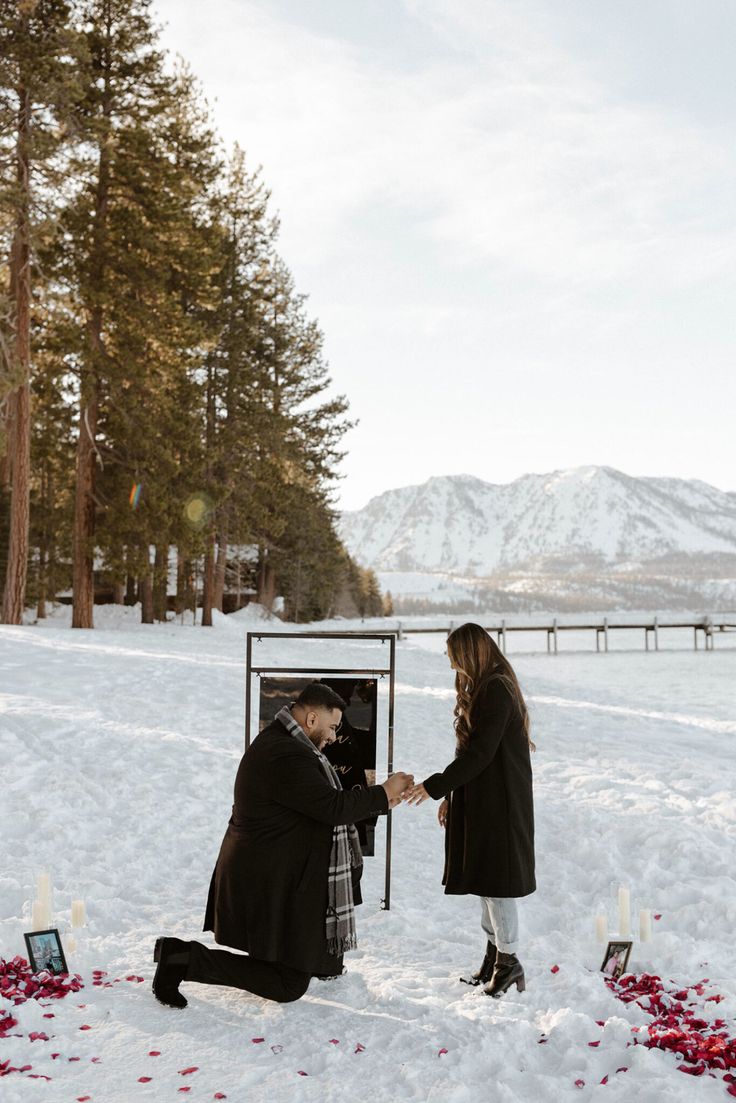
[339, 465, 736, 575]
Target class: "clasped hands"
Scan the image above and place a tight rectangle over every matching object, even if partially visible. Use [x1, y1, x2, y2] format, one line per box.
[381, 774, 448, 825]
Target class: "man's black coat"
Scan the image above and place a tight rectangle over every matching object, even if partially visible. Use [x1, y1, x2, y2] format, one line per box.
[203, 717, 389, 975]
[423, 678, 536, 898]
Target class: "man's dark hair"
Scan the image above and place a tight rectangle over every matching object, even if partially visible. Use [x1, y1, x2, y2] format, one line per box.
[296, 682, 347, 713]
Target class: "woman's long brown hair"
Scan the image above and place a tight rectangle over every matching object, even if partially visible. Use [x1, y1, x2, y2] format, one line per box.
[447, 622, 535, 752]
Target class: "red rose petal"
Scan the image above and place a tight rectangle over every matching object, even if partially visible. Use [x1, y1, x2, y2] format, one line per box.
[214, 1095, 227, 1100]
[43, 1013, 55, 1019]
[354, 1043, 366, 1053]
[251, 1038, 264, 1044]
[79, 1024, 92, 1031]
[78, 1098, 92, 1102]
[329, 1039, 340, 1045]
[616, 1067, 629, 1073]
[588, 1041, 600, 1047]
[574, 1080, 585, 1089]
[600, 1075, 609, 1085]
[149, 1051, 161, 1057]
[179, 1067, 199, 1075]
[550, 965, 560, 974]
[654, 914, 662, 921]
[438, 1048, 448, 1056]
[297, 1071, 308, 1076]
[138, 1077, 152, 1083]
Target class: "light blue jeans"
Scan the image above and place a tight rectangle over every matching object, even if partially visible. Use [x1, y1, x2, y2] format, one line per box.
[481, 897, 519, 955]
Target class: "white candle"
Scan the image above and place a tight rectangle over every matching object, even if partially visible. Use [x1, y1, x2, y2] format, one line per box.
[618, 884, 631, 937]
[595, 912, 608, 944]
[37, 873, 51, 901]
[32, 899, 50, 930]
[66, 936, 77, 954]
[639, 908, 652, 942]
[71, 900, 86, 929]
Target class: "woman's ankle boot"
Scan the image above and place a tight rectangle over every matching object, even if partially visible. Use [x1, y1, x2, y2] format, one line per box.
[483, 951, 525, 998]
[152, 937, 190, 1009]
[460, 940, 497, 986]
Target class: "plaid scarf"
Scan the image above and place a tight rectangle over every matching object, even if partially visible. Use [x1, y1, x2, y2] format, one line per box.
[276, 705, 363, 955]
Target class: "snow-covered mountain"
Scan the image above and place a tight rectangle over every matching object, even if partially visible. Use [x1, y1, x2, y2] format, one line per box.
[340, 466, 736, 574]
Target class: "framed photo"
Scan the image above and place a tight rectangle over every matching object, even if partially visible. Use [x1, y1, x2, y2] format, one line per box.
[24, 928, 68, 976]
[600, 939, 632, 980]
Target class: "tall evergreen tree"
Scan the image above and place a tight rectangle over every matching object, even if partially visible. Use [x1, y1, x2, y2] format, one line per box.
[64, 0, 168, 628]
[0, 0, 81, 623]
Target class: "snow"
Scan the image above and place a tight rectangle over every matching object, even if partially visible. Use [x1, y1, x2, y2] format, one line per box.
[1, 611, 735, 1102]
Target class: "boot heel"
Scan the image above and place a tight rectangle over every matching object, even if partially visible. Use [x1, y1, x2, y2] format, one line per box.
[153, 938, 163, 963]
[516, 975, 526, 992]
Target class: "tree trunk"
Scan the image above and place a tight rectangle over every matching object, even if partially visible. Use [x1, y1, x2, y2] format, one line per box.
[201, 529, 215, 626]
[153, 543, 167, 621]
[37, 541, 47, 620]
[125, 571, 137, 606]
[213, 520, 228, 612]
[256, 546, 277, 611]
[112, 581, 124, 604]
[140, 552, 154, 624]
[73, 27, 112, 629]
[174, 548, 186, 615]
[72, 387, 98, 628]
[1, 82, 32, 626]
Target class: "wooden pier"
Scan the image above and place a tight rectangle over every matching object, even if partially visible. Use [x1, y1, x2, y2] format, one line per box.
[391, 616, 736, 653]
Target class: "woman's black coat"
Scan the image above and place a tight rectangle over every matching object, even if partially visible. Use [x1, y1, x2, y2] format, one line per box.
[203, 717, 389, 975]
[423, 678, 535, 898]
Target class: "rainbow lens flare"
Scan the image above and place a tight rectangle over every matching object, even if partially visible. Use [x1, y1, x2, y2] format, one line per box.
[129, 482, 142, 509]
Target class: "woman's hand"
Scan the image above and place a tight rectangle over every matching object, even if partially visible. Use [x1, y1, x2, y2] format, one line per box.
[437, 798, 448, 828]
[405, 782, 430, 806]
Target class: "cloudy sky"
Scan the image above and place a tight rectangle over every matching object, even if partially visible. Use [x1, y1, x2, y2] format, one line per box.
[153, 0, 736, 510]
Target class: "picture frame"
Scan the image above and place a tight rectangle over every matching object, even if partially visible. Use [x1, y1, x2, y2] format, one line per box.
[600, 939, 632, 980]
[24, 928, 68, 976]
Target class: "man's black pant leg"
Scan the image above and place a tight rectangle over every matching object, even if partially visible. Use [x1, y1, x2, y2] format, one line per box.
[185, 941, 310, 1003]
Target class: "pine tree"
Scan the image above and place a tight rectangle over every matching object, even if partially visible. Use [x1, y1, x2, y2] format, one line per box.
[62, 0, 170, 628]
[197, 145, 276, 626]
[0, 0, 81, 623]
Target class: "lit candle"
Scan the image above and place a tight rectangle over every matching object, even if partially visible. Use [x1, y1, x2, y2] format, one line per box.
[595, 912, 608, 944]
[618, 884, 631, 937]
[71, 900, 86, 929]
[639, 908, 652, 942]
[37, 873, 51, 901]
[32, 899, 50, 930]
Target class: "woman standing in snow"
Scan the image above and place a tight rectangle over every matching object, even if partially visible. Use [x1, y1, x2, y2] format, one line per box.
[405, 622, 536, 997]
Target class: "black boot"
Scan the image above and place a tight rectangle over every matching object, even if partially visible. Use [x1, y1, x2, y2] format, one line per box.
[152, 937, 190, 1009]
[460, 940, 497, 986]
[483, 951, 526, 998]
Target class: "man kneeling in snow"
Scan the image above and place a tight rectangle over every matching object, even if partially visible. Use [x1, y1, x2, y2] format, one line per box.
[152, 682, 411, 1006]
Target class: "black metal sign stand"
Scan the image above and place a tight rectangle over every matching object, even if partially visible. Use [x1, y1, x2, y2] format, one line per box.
[245, 631, 397, 910]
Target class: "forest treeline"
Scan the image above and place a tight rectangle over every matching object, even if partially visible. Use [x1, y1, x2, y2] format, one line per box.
[0, 0, 384, 627]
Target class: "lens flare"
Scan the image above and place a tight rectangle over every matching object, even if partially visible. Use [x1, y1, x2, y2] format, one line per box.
[183, 492, 213, 530]
[129, 482, 142, 509]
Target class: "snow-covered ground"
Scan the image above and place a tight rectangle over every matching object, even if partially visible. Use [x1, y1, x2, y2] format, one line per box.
[1, 607, 735, 1101]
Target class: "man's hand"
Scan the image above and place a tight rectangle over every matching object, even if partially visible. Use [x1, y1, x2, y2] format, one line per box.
[405, 782, 430, 806]
[437, 798, 448, 827]
[382, 771, 414, 807]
